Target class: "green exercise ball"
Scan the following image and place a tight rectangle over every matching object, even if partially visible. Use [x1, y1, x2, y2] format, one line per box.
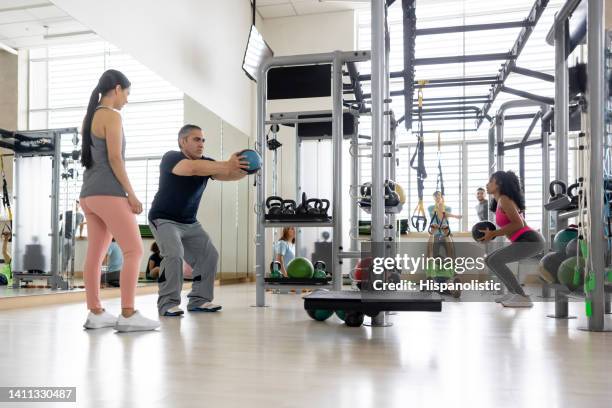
[557, 256, 584, 291]
[306, 309, 334, 321]
[286, 257, 314, 279]
[553, 228, 578, 254]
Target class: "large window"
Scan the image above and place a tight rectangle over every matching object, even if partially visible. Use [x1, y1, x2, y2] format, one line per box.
[357, 0, 566, 231]
[27, 41, 183, 224]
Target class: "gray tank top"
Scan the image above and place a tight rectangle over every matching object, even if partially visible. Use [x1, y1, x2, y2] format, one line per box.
[80, 106, 127, 198]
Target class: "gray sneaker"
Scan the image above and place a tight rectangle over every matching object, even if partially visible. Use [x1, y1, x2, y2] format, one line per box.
[115, 311, 160, 332]
[494, 294, 513, 303]
[502, 294, 533, 308]
[83, 310, 117, 329]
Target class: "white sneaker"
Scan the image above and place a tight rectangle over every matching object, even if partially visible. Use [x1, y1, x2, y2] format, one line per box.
[188, 302, 222, 312]
[502, 294, 533, 308]
[494, 294, 514, 303]
[83, 310, 117, 329]
[114, 311, 160, 332]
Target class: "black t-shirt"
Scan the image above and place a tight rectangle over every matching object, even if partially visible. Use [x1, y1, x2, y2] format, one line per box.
[146, 253, 162, 276]
[148, 151, 214, 224]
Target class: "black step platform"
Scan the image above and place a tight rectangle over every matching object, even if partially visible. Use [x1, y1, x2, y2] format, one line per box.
[303, 290, 443, 313]
[265, 277, 331, 285]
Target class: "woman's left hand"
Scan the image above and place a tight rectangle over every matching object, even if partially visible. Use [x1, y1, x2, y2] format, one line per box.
[478, 229, 495, 242]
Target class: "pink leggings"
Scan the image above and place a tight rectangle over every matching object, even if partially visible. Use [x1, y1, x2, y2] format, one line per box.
[80, 196, 143, 309]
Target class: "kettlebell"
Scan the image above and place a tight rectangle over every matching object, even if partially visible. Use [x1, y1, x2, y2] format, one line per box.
[306, 198, 323, 215]
[384, 181, 400, 207]
[549, 180, 567, 203]
[266, 196, 284, 215]
[269, 261, 283, 279]
[545, 180, 572, 211]
[313, 261, 327, 279]
[567, 183, 579, 209]
[385, 191, 400, 207]
[319, 199, 330, 216]
[282, 199, 297, 215]
[360, 182, 372, 198]
[296, 192, 309, 215]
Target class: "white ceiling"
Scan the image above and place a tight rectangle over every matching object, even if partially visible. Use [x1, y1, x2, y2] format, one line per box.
[0, 0, 363, 52]
[0, 0, 97, 51]
[257, 0, 367, 19]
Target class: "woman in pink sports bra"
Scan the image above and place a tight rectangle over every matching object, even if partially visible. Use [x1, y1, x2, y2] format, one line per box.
[479, 171, 544, 308]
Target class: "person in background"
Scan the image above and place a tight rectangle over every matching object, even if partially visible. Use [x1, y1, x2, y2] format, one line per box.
[475, 187, 489, 221]
[146, 242, 162, 280]
[0, 230, 11, 285]
[76, 200, 87, 239]
[427, 191, 462, 259]
[274, 227, 295, 277]
[61, 200, 85, 273]
[101, 238, 123, 287]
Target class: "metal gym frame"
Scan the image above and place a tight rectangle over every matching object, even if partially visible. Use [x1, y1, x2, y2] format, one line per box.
[0, 127, 79, 290]
[254, 0, 402, 322]
[542, 0, 612, 331]
[348, 0, 551, 136]
[255, 51, 370, 307]
[255, 0, 556, 315]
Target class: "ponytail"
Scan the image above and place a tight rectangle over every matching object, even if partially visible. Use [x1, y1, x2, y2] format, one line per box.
[80, 69, 131, 169]
[80, 87, 100, 169]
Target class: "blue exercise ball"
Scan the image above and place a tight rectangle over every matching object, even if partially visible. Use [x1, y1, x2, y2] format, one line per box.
[239, 149, 262, 174]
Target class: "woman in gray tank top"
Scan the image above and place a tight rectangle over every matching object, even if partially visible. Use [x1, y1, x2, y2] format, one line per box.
[79, 69, 159, 332]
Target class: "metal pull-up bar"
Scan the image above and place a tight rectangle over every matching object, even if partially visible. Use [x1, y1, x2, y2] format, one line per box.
[511, 66, 555, 82]
[501, 86, 554, 105]
[416, 20, 535, 36]
[415, 52, 514, 65]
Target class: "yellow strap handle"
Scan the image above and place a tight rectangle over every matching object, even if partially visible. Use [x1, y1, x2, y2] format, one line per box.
[417, 80, 428, 108]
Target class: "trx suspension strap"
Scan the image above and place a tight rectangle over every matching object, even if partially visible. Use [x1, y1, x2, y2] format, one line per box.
[410, 81, 428, 231]
[428, 133, 451, 236]
[435, 132, 445, 197]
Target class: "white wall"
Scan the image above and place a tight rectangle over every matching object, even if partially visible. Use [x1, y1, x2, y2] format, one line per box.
[257, 11, 356, 269]
[51, 0, 254, 136]
[262, 11, 355, 56]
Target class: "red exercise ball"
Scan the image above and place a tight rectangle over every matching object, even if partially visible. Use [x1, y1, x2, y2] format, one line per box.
[353, 257, 372, 281]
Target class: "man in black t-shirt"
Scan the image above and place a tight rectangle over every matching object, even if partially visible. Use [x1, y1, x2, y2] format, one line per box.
[148, 124, 249, 316]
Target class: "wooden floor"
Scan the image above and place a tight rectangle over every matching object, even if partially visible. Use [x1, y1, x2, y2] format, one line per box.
[1, 283, 612, 408]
